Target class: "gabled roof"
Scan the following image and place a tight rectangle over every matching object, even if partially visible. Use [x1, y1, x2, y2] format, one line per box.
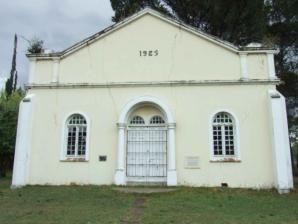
[27, 7, 277, 59]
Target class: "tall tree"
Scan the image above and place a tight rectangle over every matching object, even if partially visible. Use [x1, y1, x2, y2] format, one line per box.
[265, 0, 298, 74]
[163, 0, 266, 45]
[5, 34, 18, 96]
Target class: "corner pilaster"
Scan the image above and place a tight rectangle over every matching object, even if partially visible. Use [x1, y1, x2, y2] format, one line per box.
[28, 58, 36, 83]
[167, 122, 177, 186]
[239, 52, 248, 80]
[114, 123, 126, 185]
[268, 90, 293, 193]
[52, 58, 60, 83]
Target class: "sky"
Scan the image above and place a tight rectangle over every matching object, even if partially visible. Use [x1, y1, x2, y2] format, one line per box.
[0, 0, 114, 87]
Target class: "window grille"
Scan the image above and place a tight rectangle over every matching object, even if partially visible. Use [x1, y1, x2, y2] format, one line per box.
[66, 114, 87, 157]
[150, 115, 165, 124]
[130, 116, 145, 125]
[212, 112, 235, 157]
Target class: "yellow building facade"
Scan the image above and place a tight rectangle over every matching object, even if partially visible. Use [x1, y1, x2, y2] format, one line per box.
[12, 8, 293, 193]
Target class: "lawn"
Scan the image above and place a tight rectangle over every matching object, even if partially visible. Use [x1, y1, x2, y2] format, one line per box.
[0, 176, 298, 224]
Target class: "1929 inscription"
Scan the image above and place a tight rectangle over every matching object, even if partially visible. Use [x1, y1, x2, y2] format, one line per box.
[139, 50, 159, 57]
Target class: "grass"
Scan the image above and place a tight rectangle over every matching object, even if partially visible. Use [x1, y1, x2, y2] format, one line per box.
[0, 176, 298, 224]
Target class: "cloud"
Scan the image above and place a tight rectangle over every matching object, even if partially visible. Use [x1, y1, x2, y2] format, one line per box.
[0, 0, 114, 86]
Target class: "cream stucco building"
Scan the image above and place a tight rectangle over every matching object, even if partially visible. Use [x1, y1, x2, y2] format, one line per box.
[12, 8, 293, 193]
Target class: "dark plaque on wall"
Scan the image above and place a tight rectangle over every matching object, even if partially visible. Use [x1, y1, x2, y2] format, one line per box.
[99, 156, 107, 161]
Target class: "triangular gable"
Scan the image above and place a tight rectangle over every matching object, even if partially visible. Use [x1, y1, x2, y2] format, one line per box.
[27, 7, 276, 59]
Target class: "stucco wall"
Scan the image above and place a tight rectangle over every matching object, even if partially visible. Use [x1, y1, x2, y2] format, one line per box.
[27, 84, 275, 188]
[31, 14, 270, 84]
[247, 54, 268, 79]
[34, 60, 53, 84]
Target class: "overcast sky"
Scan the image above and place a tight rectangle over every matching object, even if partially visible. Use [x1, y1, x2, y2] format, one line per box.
[0, 0, 114, 87]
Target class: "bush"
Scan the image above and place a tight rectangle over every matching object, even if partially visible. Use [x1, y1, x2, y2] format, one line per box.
[0, 90, 24, 177]
[27, 38, 44, 54]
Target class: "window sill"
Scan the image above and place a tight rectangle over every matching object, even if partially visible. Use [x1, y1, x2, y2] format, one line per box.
[60, 158, 88, 162]
[210, 158, 241, 163]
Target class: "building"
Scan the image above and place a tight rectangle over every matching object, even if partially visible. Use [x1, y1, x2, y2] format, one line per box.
[12, 8, 293, 193]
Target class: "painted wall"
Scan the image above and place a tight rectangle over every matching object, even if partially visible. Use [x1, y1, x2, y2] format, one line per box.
[27, 84, 276, 188]
[31, 14, 270, 84]
[247, 54, 268, 79]
[22, 12, 280, 188]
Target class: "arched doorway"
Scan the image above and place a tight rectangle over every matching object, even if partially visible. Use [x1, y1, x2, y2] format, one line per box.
[115, 96, 177, 186]
[127, 105, 167, 183]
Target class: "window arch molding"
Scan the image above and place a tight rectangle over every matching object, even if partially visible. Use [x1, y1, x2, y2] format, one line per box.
[60, 111, 91, 161]
[209, 109, 241, 161]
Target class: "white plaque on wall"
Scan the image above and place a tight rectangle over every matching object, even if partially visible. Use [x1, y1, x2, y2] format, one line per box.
[184, 156, 200, 169]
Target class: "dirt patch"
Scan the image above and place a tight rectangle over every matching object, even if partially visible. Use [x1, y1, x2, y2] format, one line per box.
[121, 197, 147, 224]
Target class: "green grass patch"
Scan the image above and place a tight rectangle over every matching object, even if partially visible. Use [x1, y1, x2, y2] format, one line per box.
[0, 176, 298, 224]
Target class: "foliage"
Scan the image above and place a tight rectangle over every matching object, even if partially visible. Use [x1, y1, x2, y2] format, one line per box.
[0, 180, 297, 224]
[27, 38, 44, 54]
[293, 141, 298, 175]
[0, 90, 24, 176]
[277, 71, 298, 97]
[165, 0, 266, 46]
[265, 0, 298, 73]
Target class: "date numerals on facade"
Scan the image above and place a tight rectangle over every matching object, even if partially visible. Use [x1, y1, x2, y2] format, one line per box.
[139, 50, 159, 57]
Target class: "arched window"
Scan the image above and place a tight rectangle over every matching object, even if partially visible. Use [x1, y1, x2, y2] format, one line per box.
[212, 112, 236, 157]
[65, 114, 87, 158]
[150, 115, 165, 124]
[130, 116, 145, 125]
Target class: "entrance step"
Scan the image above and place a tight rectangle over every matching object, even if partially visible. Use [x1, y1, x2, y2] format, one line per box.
[114, 187, 176, 194]
[127, 181, 167, 186]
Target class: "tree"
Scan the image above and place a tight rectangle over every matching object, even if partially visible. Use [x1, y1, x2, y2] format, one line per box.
[5, 34, 18, 96]
[265, 0, 298, 73]
[0, 90, 24, 177]
[165, 0, 266, 46]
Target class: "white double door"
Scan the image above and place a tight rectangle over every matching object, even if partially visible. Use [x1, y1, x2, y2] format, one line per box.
[126, 126, 167, 181]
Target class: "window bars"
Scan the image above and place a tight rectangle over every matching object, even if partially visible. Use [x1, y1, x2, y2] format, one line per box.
[130, 115, 145, 125]
[212, 112, 235, 157]
[66, 114, 87, 157]
[150, 115, 165, 124]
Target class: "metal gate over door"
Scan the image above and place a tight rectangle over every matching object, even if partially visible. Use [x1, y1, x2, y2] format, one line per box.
[126, 127, 167, 180]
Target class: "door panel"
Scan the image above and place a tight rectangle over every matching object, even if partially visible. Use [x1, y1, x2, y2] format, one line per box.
[127, 127, 167, 178]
